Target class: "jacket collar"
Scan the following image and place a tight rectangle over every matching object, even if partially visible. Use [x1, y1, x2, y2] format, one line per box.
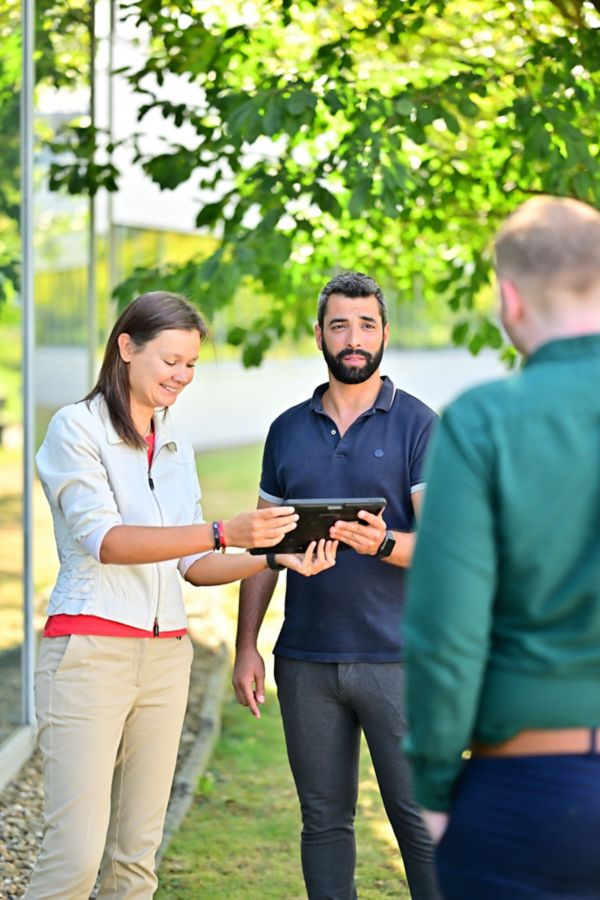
[93, 394, 179, 452]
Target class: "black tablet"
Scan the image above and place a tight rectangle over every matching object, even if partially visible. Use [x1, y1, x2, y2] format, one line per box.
[249, 497, 387, 555]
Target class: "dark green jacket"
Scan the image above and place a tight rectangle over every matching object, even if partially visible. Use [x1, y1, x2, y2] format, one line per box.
[405, 335, 600, 811]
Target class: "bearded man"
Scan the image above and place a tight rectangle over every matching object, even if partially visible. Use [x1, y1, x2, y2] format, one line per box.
[233, 272, 441, 899]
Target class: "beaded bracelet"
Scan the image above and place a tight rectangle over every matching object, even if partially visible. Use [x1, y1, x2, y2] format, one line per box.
[212, 520, 226, 552]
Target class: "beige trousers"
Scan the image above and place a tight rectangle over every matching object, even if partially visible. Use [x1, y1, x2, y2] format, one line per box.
[26, 634, 193, 900]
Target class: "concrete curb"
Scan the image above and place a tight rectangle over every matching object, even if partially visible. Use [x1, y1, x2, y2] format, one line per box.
[157, 640, 230, 863]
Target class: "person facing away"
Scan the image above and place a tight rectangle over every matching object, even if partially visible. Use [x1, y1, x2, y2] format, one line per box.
[233, 272, 442, 899]
[404, 196, 600, 899]
[27, 291, 336, 900]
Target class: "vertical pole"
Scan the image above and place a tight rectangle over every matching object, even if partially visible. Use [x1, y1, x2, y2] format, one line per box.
[21, 0, 36, 725]
[87, 0, 97, 388]
[107, 0, 117, 333]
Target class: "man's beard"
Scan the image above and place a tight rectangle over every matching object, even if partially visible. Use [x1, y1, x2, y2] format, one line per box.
[322, 337, 384, 385]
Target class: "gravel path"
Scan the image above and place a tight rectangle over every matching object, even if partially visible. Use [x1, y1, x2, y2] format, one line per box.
[0, 638, 228, 899]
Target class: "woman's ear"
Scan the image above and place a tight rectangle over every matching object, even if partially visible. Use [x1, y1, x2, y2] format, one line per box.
[117, 333, 134, 363]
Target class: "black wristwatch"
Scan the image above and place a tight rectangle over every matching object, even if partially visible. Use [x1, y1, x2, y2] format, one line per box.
[266, 552, 285, 571]
[375, 530, 396, 559]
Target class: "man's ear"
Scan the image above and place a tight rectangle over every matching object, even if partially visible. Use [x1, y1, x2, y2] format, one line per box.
[117, 333, 134, 362]
[314, 322, 323, 351]
[383, 322, 390, 348]
[499, 278, 524, 327]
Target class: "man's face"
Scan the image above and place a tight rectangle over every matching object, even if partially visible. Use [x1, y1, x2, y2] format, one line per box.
[316, 293, 389, 385]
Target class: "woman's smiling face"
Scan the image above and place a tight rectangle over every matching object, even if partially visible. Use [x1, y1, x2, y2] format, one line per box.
[118, 328, 201, 419]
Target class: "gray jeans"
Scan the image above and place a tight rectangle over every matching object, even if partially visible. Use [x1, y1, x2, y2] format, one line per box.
[274, 657, 441, 900]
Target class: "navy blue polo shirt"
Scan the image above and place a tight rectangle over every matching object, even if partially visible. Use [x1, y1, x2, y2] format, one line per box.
[259, 376, 437, 662]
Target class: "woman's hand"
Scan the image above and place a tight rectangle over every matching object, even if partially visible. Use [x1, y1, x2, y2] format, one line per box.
[278, 539, 338, 576]
[223, 506, 298, 549]
[329, 509, 386, 555]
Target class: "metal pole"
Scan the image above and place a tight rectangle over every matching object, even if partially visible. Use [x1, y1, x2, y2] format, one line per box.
[107, 0, 117, 332]
[87, 0, 97, 388]
[21, 0, 36, 726]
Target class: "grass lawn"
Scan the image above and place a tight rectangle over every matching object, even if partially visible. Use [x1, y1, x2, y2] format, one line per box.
[0, 446, 57, 650]
[0, 315, 22, 423]
[158, 443, 411, 899]
[157, 685, 410, 900]
[194, 443, 263, 521]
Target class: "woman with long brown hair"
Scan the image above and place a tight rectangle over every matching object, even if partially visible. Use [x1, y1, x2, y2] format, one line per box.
[27, 291, 336, 899]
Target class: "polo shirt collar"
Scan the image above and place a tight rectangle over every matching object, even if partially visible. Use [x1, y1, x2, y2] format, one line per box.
[525, 333, 600, 369]
[310, 375, 395, 414]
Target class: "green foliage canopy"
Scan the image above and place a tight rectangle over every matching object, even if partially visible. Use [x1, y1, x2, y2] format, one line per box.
[0, 0, 24, 304]
[52, 0, 600, 361]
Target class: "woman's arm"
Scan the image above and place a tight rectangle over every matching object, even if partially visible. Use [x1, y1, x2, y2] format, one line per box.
[185, 550, 268, 585]
[185, 539, 339, 586]
[99, 507, 298, 564]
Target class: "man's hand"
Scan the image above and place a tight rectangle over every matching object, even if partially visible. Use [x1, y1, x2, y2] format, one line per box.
[329, 509, 387, 555]
[232, 646, 266, 718]
[421, 809, 449, 844]
[279, 539, 338, 576]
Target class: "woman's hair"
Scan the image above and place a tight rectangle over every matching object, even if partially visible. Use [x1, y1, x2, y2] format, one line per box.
[85, 291, 209, 448]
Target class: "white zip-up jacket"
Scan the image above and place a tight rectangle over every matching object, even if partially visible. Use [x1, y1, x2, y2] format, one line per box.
[36, 394, 207, 632]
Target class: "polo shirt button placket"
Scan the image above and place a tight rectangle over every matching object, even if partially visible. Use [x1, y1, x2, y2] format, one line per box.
[333, 430, 346, 458]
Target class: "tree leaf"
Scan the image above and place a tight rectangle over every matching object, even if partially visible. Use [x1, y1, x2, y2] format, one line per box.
[196, 202, 224, 228]
[287, 90, 317, 116]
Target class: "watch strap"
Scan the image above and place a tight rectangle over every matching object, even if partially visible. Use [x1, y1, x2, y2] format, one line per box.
[266, 552, 285, 571]
[376, 529, 396, 559]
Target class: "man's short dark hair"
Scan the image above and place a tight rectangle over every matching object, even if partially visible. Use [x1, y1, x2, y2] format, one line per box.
[317, 272, 388, 329]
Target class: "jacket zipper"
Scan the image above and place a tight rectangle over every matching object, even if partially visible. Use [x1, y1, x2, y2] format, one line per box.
[148, 455, 162, 635]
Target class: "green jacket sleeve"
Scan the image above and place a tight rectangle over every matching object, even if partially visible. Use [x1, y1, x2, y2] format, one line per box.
[404, 398, 498, 811]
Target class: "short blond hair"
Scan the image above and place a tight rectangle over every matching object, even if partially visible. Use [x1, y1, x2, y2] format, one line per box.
[495, 196, 600, 305]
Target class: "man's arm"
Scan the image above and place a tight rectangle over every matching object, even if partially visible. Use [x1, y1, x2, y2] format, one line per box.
[404, 405, 497, 812]
[328, 490, 424, 568]
[232, 498, 279, 718]
[233, 569, 278, 718]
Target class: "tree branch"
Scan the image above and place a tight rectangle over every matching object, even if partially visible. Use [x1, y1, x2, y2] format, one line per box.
[546, 0, 584, 26]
